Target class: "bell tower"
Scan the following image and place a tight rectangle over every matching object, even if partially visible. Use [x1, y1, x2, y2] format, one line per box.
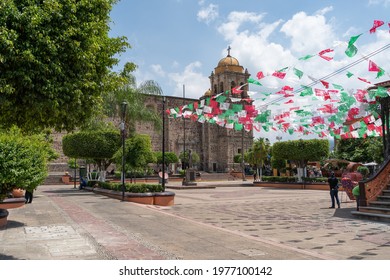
[200, 47, 253, 173]
[208, 46, 250, 98]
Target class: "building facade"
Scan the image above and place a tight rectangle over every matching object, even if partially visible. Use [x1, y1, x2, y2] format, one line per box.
[135, 50, 253, 172]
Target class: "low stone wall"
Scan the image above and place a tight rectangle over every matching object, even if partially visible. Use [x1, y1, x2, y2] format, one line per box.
[253, 181, 329, 190]
[85, 187, 175, 206]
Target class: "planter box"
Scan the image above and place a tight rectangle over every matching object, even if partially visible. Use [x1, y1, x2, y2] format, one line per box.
[154, 191, 175, 206]
[12, 189, 25, 198]
[90, 187, 175, 206]
[0, 209, 9, 227]
[62, 175, 71, 184]
[0, 198, 26, 209]
[125, 192, 154, 205]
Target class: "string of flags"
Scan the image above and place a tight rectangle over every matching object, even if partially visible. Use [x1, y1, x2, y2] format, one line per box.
[166, 20, 390, 139]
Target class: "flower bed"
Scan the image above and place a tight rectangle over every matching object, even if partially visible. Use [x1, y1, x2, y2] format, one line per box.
[85, 181, 175, 206]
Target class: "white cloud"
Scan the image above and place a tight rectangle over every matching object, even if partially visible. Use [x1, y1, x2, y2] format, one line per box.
[197, 3, 219, 24]
[151, 64, 166, 77]
[168, 61, 210, 99]
[280, 10, 335, 55]
[214, 8, 390, 142]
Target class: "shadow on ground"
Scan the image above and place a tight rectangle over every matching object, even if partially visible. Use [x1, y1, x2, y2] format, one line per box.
[3, 220, 25, 229]
[0, 253, 23, 260]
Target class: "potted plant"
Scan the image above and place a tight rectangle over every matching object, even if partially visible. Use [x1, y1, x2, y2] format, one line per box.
[0, 128, 53, 226]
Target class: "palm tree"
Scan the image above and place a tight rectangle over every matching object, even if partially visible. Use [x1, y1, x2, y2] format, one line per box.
[247, 138, 269, 181]
[102, 73, 163, 136]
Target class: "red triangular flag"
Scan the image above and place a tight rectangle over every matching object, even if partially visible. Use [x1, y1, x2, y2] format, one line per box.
[318, 49, 334, 61]
[320, 80, 329, 89]
[370, 20, 384, 33]
[232, 86, 243, 95]
[256, 71, 265, 79]
[369, 60, 381, 72]
[272, 71, 286, 79]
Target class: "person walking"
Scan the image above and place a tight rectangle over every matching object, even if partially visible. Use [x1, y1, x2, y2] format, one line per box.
[328, 172, 340, 208]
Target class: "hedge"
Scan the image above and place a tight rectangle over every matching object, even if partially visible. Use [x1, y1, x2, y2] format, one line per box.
[87, 181, 163, 193]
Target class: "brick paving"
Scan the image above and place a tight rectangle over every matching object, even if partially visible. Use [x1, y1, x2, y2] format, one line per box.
[1, 182, 390, 260]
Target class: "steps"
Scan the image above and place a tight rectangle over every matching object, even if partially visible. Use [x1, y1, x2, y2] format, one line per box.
[352, 184, 390, 222]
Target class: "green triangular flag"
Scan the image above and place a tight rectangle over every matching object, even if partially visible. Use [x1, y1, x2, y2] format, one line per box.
[247, 77, 262, 86]
[293, 68, 304, 79]
[376, 68, 385, 79]
[234, 123, 243, 131]
[299, 86, 314, 96]
[299, 54, 315, 61]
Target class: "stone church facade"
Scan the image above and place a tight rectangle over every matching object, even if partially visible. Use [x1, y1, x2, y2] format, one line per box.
[135, 50, 253, 172]
[50, 50, 253, 173]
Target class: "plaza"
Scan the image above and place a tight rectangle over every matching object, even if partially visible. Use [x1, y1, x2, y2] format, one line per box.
[1, 179, 390, 260]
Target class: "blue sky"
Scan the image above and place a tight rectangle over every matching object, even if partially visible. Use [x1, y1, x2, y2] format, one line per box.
[109, 0, 390, 142]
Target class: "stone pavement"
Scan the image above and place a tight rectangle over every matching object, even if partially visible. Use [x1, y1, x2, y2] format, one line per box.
[1, 181, 390, 260]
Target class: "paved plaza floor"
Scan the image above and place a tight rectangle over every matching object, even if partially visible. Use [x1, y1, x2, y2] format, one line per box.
[1, 181, 390, 260]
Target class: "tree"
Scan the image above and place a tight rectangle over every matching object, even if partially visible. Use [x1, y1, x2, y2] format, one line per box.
[335, 137, 383, 164]
[246, 138, 269, 181]
[102, 75, 163, 137]
[155, 152, 179, 173]
[62, 128, 121, 180]
[0, 0, 130, 132]
[114, 134, 156, 174]
[179, 151, 200, 169]
[0, 128, 55, 200]
[272, 139, 329, 181]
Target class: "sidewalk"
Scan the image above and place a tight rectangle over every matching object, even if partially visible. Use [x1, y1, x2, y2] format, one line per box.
[1, 182, 390, 260]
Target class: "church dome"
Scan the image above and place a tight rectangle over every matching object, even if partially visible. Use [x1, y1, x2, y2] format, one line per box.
[214, 47, 244, 74]
[217, 55, 240, 67]
[203, 88, 212, 97]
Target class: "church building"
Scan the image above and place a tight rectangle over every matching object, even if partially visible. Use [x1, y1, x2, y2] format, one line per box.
[135, 49, 254, 172]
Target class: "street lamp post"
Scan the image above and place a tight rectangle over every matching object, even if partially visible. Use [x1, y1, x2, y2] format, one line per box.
[121, 101, 127, 201]
[162, 96, 166, 191]
[241, 129, 246, 181]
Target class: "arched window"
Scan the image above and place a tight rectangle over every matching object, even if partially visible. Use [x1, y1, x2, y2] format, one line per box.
[231, 81, 236, 91]
[219, 82, 224, 93]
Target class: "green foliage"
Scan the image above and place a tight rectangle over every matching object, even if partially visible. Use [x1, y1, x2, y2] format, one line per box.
[62, 129, 121, 170]
[271, 158, 287, 170]
[67, 158, 79, 169]
[335, 137, 383, 163]
[103, 76, 163, 137]
[272, 139, 329, 167]
[261, 176, 298, 183]
[114, 134, 156, 171]
[179, 150, 200, 166]
[357, 166, 370, 178]
[155, 152, 179, 165]
[90, 181, 163, 193]
[302, 177, 328, 183]
[233, 154, 242, 163]
[260, 176, 327, 183]
[247, 138, 268, 167]
[0, 128, 53, 200]
[0, 0, 130, 132]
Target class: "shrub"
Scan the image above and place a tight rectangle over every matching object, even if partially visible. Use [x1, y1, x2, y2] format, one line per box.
[261, 176, 298, 183]
[0, 128, 51, 200]
[90, 181, 163, 193]
[357, 166, 370, 178]
[302, 177, 328, 183]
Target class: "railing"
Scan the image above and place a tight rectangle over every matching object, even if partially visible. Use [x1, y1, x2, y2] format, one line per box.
[359, 157, 390, 207]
